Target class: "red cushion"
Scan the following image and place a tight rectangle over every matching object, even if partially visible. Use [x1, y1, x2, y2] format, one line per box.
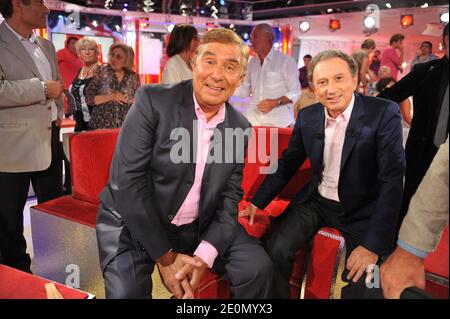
[33, 195, 98, 228]
[424, 225, 449, 279]
[303, 227, 344, 299]
[70, 129, 119, 204]
[195, 269, 230, 299]
[238, 199, 289, 238]
[0, 265, 89, 299]
[242, 127, 295, 200]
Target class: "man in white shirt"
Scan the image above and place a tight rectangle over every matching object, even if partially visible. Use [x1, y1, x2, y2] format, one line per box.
[0, 0, 64, 273]
[234, 23, 300, 127]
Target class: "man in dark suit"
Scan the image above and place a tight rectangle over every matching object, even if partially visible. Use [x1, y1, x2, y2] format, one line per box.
[96, 28, 273, 299]
[241, 50, 405, 298]
[378, 23, 449, 235]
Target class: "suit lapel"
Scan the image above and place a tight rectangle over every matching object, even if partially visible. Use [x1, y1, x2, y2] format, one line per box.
[177, 81, 197, 173]
[340, 94, 365, 171]
[0, 23, 42, 80]
[35, 37, 56, 80]
[309, 106, 325, 171]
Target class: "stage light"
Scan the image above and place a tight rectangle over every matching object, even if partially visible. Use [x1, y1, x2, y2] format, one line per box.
[220, 0, 225, 5]
[299, 21, 310, 32]
[363, 4, 379, 35]
[440, 12, 449, 23]
[329, 19, 341, 31]
[327, 8, 333, 13]
[364, 16, 376, 29]
[385, 3, 391, 9]
[421, 3, 429, 8]
[400, 15, 414, 28]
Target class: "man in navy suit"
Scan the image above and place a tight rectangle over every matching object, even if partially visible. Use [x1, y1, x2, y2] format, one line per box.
[241, 50, 405, 298]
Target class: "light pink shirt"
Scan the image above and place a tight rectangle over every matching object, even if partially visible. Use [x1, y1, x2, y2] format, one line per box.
[171, 93, 226, 268]
[318, 94, 355, 202]
[380, 47, 402, 80]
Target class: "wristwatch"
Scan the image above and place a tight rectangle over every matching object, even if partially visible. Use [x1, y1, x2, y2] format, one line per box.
[42, 81, 48, 98]
[277, 98, 283, 106]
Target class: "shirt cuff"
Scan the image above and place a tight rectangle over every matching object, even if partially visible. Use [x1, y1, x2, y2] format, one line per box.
[194, 240, 219, 269]
[397, 239, 429, 259]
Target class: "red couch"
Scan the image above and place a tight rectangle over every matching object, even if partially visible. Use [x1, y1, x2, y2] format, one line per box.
[30, 127, 346, 299]
[0, 265, 91, 299]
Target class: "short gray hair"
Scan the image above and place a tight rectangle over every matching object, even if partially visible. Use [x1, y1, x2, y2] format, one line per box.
[75, 38, 99, 56]
[308, 49, 358, 85]
[253, 23, 275, 43]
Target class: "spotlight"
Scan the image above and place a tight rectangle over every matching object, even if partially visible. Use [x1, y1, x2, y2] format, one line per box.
[329, 19, 341, 31]
[364, 16, 376, 29]
[299, 21, 310, 32]
[327, 8, 333, 13]
[363, 4, 379, 35]
[385, 3, 391, 9]
[440, 12, 449, 23]
[420, 3, 429, 8]
[400, 15, 414, 28]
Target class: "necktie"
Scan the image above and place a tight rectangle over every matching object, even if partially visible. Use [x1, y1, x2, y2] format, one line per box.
[434, 84, 449, 147]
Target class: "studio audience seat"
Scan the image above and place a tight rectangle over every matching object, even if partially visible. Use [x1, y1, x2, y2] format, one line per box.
[30, 126, 346, 299]
[30, 129, 119, 299]
[0, 264, 92, 299]
[424, 225, 449, 299]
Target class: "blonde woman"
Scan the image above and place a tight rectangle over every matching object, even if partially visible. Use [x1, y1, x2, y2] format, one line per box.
[69, 38, 100, 131]
[86, 43, 140, 129]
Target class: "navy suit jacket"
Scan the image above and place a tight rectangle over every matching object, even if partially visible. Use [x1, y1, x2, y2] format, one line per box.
[252, 94, 405, 256]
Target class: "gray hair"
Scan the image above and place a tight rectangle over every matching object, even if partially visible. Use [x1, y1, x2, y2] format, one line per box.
[75, 38, 100, 56]
[308, 49, 358, 85]
[253, 23, 276, 43]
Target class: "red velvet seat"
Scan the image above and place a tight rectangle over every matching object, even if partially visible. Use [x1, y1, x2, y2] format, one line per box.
[0, 265, 91, 299]
[424, 225, 449, 299]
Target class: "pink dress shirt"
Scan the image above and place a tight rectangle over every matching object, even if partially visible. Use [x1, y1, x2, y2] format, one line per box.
[171, 93, 226, 268]
[318, 94, 355, 202]
[380, 47, 402, 80]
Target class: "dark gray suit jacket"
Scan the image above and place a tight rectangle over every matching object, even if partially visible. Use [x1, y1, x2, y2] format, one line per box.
[96, 80, 251, 270]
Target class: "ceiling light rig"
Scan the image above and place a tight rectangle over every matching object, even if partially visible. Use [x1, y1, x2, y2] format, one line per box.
[400, 14, 414, 28]
[440, 12, 449, 24]
[329, 19, 341, 31]
[143, 0, 155, 13]
[363, 4, 379, 35]
[299, 20, 310, 32]
[104, 0, 114, 9]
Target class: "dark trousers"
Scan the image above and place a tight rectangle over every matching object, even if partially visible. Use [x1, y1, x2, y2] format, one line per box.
[101, 222, 273, 299]
[0, 122, 63, 272]
[265, 191, 381, 299]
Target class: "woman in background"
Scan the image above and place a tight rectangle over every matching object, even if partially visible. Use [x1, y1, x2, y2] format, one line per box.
[161, 24, 200, 84]
[86, 43, 140, 129]
[352, 38, 376, 94]
[69, 38, 99, 131]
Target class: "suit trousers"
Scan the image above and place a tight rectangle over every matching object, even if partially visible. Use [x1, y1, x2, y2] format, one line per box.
[264, 191, 382, 299]
[101, 221, 273, 299]
[0, 122, 63, 272]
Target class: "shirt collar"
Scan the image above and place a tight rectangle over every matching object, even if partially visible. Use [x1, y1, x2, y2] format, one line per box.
[4, 21, 37, 43]
[193, 92, 226, 128]
[324, 93, 355, 124]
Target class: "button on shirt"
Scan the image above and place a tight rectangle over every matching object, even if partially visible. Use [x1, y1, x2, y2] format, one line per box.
[234, 48, 300, 127]
[5, 22, 57, 121]
[318, 94, 355, 202]
[170, 94, 226, 268]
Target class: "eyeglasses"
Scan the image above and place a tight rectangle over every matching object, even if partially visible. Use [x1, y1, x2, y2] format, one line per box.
[80, 48, 97, 52]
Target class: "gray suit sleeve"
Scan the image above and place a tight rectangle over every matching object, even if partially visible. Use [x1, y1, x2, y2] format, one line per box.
[107, 87, 172, 261]
[0, 64, 45, 108]
[399, 137, 449, 253]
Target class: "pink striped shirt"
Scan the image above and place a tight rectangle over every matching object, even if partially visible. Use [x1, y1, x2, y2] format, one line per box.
[318, 94, 355, 202]
[171, 94, 226, 268]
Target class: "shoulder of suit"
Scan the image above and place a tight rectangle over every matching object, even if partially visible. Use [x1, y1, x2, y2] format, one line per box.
[225, 102, 251, 129]
[359, 94, 398, 114]
[413, 56, 444, 73]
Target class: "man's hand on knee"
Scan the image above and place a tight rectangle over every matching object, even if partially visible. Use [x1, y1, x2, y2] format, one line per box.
[346, 245, 378, 283]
